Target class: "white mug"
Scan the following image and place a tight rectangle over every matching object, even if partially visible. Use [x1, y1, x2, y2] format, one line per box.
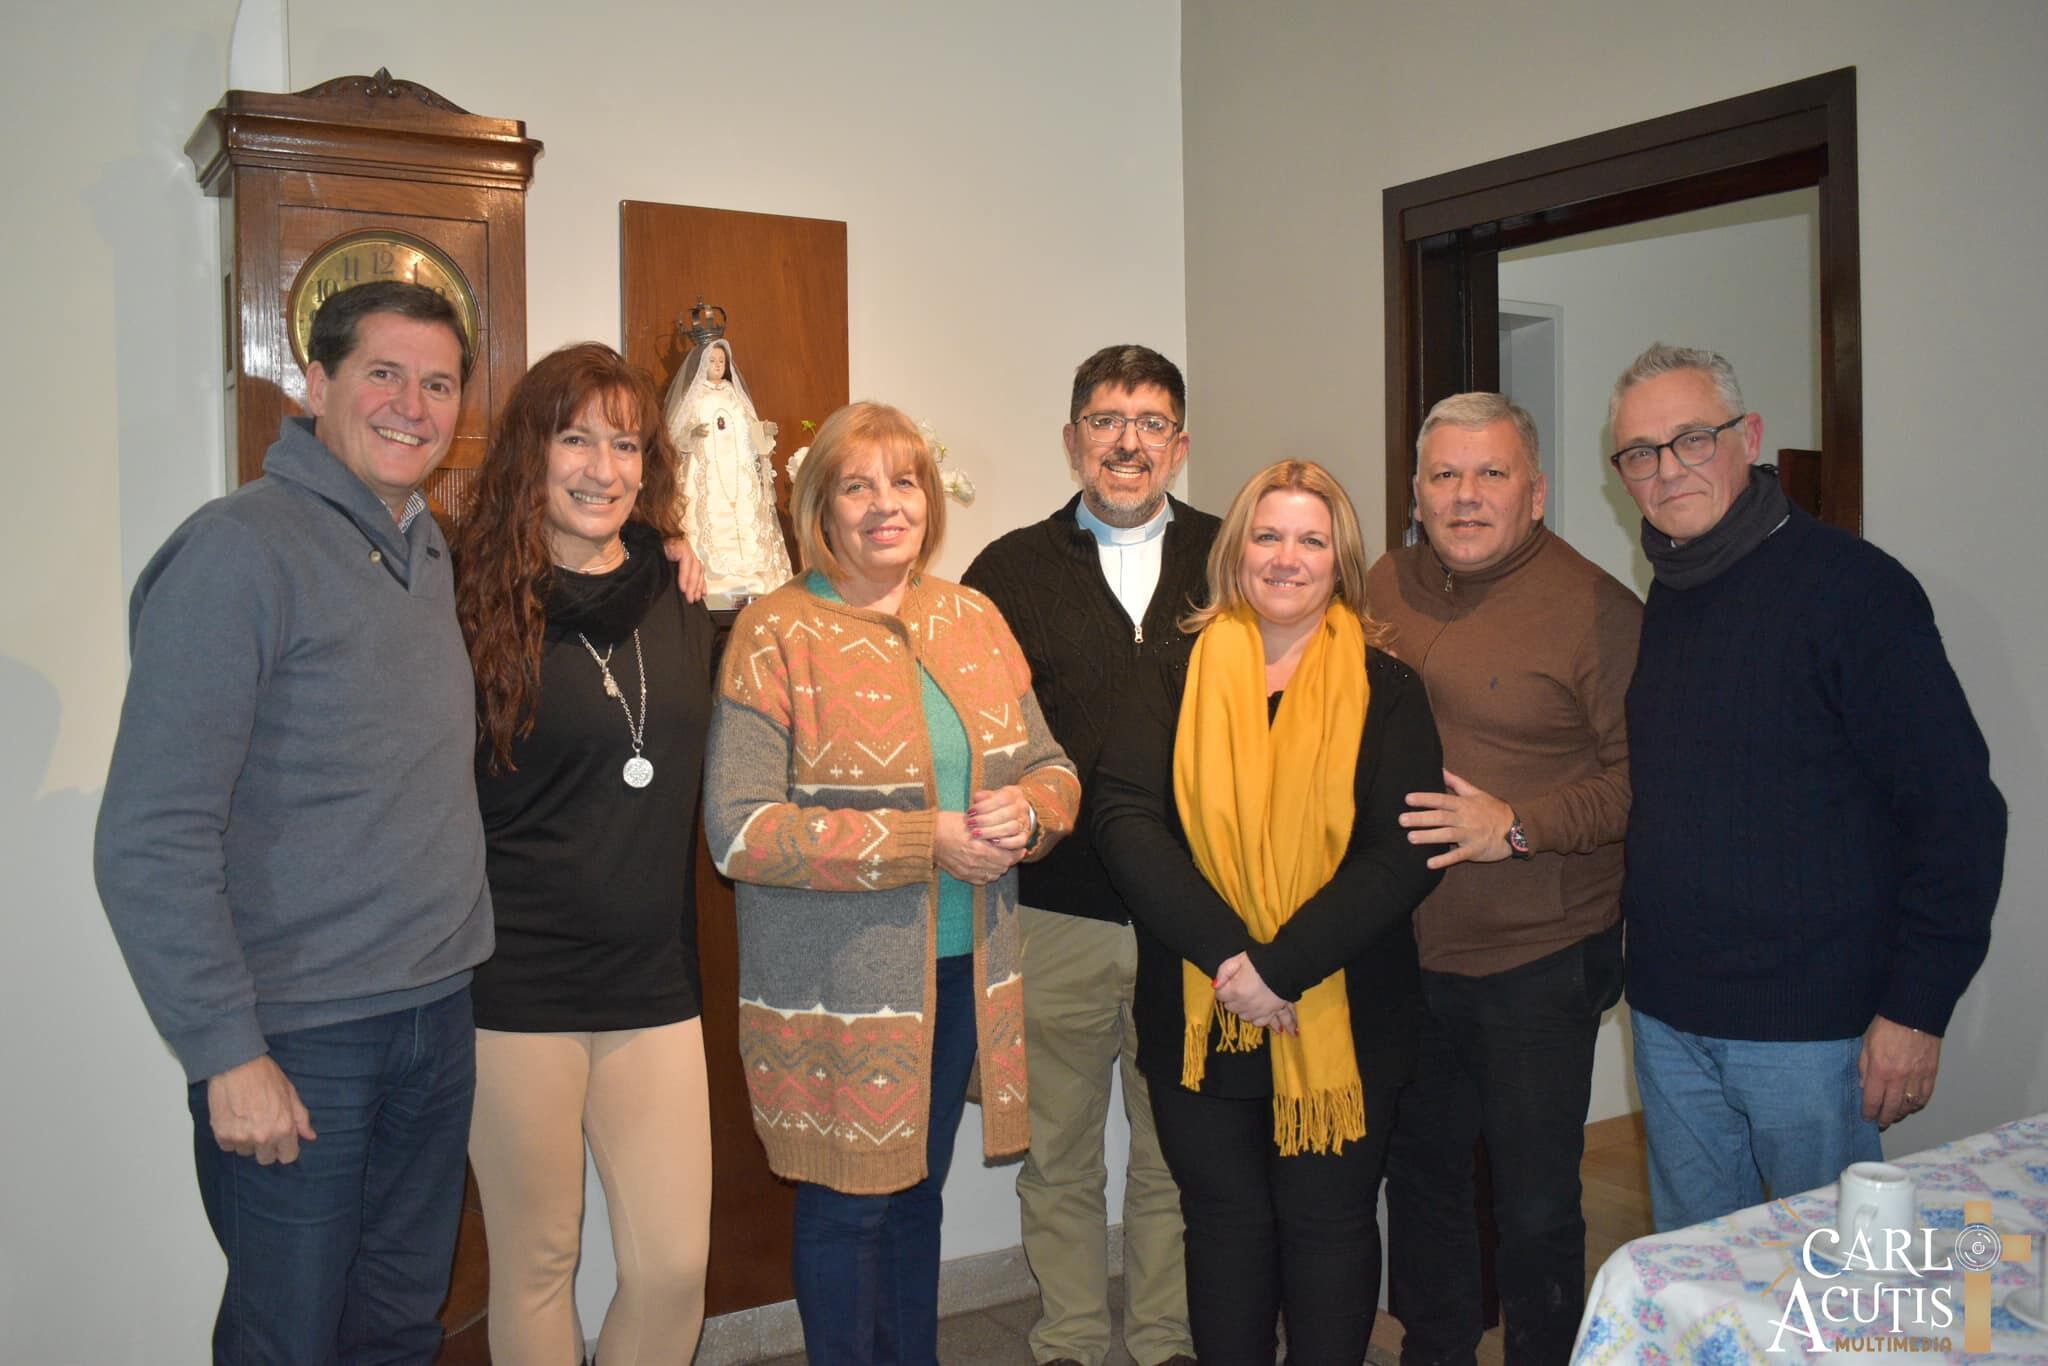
[1834, 1162, 1919, 1270]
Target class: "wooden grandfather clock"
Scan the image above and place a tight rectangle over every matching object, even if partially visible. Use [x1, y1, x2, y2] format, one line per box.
[187, 73, 538, 1360]
[187, 69, 542, 517]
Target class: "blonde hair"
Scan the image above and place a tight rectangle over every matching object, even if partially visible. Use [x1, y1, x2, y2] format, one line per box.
[790, 401, 947, 584]
[1182, 459, 1387, 644]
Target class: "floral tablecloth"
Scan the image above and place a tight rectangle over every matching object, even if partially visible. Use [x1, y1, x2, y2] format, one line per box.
[1572, 1114, 2048, 1365]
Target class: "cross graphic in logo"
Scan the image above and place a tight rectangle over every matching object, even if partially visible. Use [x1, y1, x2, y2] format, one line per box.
[1957, 1200, 2033, 1353]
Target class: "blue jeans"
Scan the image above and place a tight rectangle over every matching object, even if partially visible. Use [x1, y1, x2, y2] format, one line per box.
[1632, 1007, 1881, 1231]
[1386, 923, 1624, 1366]
[792, 955, 976, 1366]
[187, 987, 476, 1365]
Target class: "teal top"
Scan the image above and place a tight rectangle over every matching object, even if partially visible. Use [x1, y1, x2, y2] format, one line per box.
[807, 573, 974, 957]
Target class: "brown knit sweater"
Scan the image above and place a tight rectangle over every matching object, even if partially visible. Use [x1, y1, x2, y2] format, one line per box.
[705, 573, 1080, 1194]
[1366, 526, 1641, 976]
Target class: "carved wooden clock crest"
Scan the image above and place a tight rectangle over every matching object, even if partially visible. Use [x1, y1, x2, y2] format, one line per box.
[187, 69, 541, 516]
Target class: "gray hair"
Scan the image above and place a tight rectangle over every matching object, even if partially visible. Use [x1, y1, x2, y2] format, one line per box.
[1415, 392, 1540, 479]
[1608, 343, 1745, 436]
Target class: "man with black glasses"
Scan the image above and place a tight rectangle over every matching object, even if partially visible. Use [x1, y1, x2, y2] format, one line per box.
[963, 345, 1209, 1366]
[1611, 343, 2004, 1232]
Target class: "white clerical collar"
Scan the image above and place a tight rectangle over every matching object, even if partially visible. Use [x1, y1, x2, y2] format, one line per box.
[1076, 498, 1172, 547]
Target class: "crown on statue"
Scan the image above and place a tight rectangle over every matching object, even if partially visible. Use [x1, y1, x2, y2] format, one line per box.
[680, 296, 727, 349]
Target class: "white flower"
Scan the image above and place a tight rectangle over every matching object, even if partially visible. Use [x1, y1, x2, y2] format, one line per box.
[788, 419, 972, 502]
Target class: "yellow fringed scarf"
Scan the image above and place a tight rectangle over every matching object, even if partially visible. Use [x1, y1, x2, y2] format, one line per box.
[1172, 602, 1369, 1155]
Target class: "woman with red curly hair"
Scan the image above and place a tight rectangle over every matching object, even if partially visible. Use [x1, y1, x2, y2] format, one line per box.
[451, 342, 715, 1366]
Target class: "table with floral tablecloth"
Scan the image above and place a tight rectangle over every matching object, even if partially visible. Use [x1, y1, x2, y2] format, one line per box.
[1572, 1114, 2048, 1365]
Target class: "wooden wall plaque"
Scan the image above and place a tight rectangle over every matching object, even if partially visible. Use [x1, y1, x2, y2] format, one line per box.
[621, 201, 849, 1318]
[622, 201, 850, 552]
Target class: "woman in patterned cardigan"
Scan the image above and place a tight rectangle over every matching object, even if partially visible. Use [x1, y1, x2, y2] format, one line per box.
[704, 401, 1080, 1364]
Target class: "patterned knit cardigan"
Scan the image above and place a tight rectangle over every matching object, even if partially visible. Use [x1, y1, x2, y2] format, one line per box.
[705, 574, 1080, 1195]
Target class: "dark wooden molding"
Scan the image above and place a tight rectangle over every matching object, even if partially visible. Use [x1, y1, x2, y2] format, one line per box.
[295, 68, 474, 114]
[1383, 68, 1861, 548]
[186, 83, 540, 193]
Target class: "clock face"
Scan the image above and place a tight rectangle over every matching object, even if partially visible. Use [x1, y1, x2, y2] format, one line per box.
[287, 229, 481, 369]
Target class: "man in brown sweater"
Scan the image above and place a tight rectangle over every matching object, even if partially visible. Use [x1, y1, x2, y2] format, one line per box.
[1368, 393, 1641, 1366]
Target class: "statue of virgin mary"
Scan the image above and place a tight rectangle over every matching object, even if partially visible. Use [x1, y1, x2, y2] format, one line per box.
[663, 338, 793, 606]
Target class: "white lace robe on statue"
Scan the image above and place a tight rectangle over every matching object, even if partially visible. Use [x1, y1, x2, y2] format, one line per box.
[663, 339, 792, 604]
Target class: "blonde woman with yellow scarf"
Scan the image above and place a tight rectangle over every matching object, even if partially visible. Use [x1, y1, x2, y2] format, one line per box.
[1093, 460, 1445, 1365]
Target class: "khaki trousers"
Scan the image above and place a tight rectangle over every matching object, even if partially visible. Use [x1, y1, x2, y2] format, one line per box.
[470, 1018, 711, 1366]
[1017, 907, 1192, 1366]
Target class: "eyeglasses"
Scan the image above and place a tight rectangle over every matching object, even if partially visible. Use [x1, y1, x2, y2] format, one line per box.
[1078, 413, 1181, 448]
[1609, 414, 1747, 482]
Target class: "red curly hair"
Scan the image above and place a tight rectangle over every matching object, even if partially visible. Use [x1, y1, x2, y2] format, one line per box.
[452, 342, 682, 772]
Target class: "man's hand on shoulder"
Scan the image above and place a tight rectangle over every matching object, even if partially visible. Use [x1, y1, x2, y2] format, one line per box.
[1400, 769, 1515, 869]
[207, 1055, 317, 1165]
[663, 536, 707, 603]
[1859, 1015, 1941, 1127]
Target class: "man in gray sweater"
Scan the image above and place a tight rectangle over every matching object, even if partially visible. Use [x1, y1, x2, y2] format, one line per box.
[95, 281, 493, 1364]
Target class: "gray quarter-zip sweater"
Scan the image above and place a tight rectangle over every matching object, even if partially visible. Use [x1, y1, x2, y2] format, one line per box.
[95, 418, 492, 1082]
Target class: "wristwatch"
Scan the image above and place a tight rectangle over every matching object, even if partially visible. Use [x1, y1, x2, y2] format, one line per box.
[1022, 806, 1044, 855]
[1506, 814, 1533, 860]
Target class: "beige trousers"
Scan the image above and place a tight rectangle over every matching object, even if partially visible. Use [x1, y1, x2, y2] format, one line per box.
[470, 1018, 711, 1366]
[1016, 907, 1193, 1366]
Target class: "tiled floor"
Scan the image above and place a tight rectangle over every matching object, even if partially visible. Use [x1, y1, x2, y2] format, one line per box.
[750, 1113, 1652, 1364]
[748, 1275, 1386, 1364]
[752, 1279, 1138, 1365]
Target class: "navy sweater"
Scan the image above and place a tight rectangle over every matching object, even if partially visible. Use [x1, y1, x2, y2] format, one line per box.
[1622, 506, 2004, 1041]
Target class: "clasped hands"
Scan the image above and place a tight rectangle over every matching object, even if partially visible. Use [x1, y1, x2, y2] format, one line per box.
[934, 785, 1036, 886]
[1213, 952, 1298, 1036]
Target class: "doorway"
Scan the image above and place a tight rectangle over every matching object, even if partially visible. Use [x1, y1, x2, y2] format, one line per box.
[1495, 300, 1561, 532]
[1380, 68, 1860, 552]
[1492, 190, 1822, 594]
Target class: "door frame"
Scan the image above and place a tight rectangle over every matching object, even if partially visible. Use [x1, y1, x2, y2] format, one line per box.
[1381, 68, 1860, 548]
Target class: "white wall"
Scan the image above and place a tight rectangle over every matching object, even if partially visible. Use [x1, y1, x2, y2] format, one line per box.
[0, 1, 1183, 1359]
[1184, 0, 2048, 1149]
[1499, 190, 1820, 597]
[1, 2, 239, 1359]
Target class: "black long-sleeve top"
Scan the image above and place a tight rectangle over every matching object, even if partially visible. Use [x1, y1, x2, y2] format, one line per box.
[472, 524, 715, 1032]
[962, 494, 1222, 923]
[1092, 641, 1446, 1097]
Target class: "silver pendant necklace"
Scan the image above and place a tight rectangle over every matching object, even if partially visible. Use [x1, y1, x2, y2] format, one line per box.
[577, 628, 653, 788]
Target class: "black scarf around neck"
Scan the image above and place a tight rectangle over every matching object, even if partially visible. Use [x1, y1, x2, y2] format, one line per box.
[544, 521, 669, 643]
[1640, 465, 1790, 591]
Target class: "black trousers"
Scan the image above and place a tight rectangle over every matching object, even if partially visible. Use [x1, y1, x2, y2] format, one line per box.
[1151, 1064, 1401, 1366]
[1384, 923, 1624, 1366]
